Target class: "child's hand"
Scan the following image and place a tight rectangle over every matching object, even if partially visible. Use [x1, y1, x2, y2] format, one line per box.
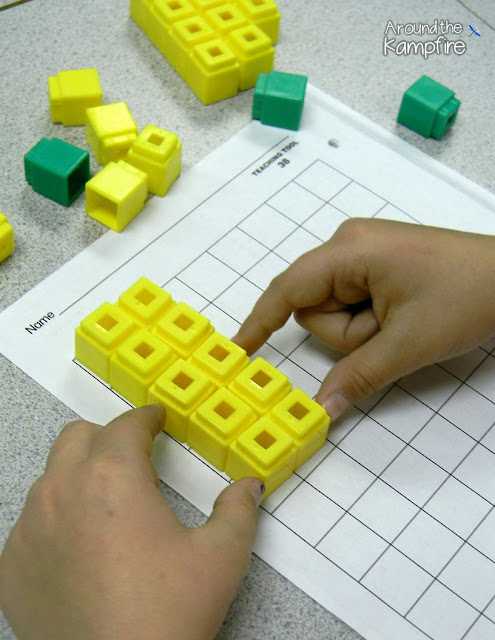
[0, 405, 263, 640]
[233, 218, 495, 419]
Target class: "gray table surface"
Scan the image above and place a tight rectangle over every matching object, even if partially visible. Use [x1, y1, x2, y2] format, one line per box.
[1, 1, 493, 638]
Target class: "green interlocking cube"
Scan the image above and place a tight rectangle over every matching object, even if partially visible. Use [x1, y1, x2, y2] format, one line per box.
[397, 75, 461, 140]
[24, 138, 90, 206]
[253, 70, 307, 131]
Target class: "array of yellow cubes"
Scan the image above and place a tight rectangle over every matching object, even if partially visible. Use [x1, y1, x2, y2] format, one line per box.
[130, 0, 280, 104]
[75, 277, 330, 497]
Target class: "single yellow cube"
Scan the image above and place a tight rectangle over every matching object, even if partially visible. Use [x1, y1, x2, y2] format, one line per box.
[167, 16, 216, 78]
[125, 125, 182, 197]
[204, 4, 248, 36]
[189, 331, 249, 387]
[109, 328, 177, 407]
[228, 356, 291, 416]
[148, 358, 215, 441]
[48, 69, 102, 126]
[0, 213, 14, 263]
[225, 416, 297, 498]
[235, 0, 280, 43]
[75, 302, 136, 381]
[86, 102, 138, 165]
[118, 277, 175, 328]
[269, 389, 330, 469]
[187, 39, 240, 104]
[188, 387, 256, 469]
[152, 301, 214, 358]
[226, 24, 274, 90]
[85, 160, 148, 232]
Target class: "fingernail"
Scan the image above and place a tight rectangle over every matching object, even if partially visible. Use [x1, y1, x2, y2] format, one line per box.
[322, 392, 349, 420]
[251, 480, 265, 506]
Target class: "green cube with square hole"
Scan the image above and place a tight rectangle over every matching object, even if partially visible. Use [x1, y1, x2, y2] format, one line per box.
[253, 70, 307, 131]
[397, 75, 461, 140]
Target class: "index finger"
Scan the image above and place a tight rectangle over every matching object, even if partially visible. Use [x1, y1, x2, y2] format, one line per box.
[232, 243, 336, 354]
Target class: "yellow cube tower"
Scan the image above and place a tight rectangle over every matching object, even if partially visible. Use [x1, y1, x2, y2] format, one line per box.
[0, 213, 14, 263]
[48, 68, 103, 126]
[86, 102, 138, 165]
[125, 125, 182, 197]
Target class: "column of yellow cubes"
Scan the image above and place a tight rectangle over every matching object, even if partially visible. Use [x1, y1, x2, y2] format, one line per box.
[75, 302, 136, 381]
[109, 328, 177, 407]
[188, 386, 256, 469]
[167, 16, 216, 79]
[117, 276, 175, 328]
[188, 332, 249, 387]
[228, 356, 291, 415]
[149, 358, 215, 441]
[152, 301, 214, 358]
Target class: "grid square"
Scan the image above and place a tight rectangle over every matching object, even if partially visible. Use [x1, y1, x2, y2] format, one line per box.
[361, 547, 432, 615]
[274, 227, 321, 263]
[275, 482, 345, 546]
[201, 303, 240, 338]
[369, 385, 434, 442]
[440, 348, 488, 381]
[290, 334, 341, 383]
[178, 253, 238, 300]
[411, 414, 476, 473]
[439, 384, 495, 441]
[407, 581, 478, 640]
[467, 355, 495, 402]
[350, 479, 418, 542]
[328, 406, 364, 446]
[239, 204, 297, 248]
[375, 203, 417, 223]
[481, 424, 495, 455]
[381, 446, 448, 507]
[398, 364, 461, 411]
[330, 182, 386, 218]
[208, 228, 268, 274]
[439, 544, 495, 610]
[424, 476, 491, 539]
[277, 358, 321, 399]
[266, 315, 309, 357]
[268, 182, 325, 224]
[308, 448, 375, 510]
[295, 160, 350, 201]
[338, 416, 404, 476]
[317, 514, 388, 580]
[302, 204, 349, 242]
[454, 445, 495, 504]
[463, 616, 495, 640]
[214, 277, 262, 323]
[163, 277, 208, 310]
[262, 474, 302, 514]
[394, 511, 463, 576]
[245, 252, 289, 290]
[469, 507, 495, 562]
[355, 385, 392, 415]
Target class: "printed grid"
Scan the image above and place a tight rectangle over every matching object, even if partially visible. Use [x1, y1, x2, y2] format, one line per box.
[91, 159, 495, 640]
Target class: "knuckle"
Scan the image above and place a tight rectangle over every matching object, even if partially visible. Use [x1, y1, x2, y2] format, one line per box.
[347, 361, 386, 401]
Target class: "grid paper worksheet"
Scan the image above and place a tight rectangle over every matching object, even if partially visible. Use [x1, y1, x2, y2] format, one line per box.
[1, 85, 495, 640]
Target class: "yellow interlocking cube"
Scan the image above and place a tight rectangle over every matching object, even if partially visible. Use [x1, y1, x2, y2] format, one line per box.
[75, 302, 136, 381]
[110, 328, 177, 407]
[168, 16, 216, 79]
[235, 0, 280, 43]
[226, 416, 297, 498]
[226, 24, 274, 90]
[204, 4, 248, 35]
[228, 356, 291, 416]
[48, 68, 102, 126]
[148, 358, 215, 441]
[152, 301, 214, 358]
[0, 213, 14, 263]
[85, 160, 148, 232]
[188, 387, 256, 469]
[118, 277, 175, 328]
[86, 102, 138, 165]
[187, 39, 240, 104]
[125, 125, 182, 197]
[188, 332, 249, 387]
[269, 389, 330, 468]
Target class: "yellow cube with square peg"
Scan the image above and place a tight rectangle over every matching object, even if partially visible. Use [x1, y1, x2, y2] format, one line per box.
[187, 39, 240, 104]
[125, 125, 182, 197]
[228, 356, 291, 416]
[85, 160, 148, 232]
[188, 332, 249, 387]
[48, 68, 102, 126]
[269, 389, 330, 469]
[118, 277, 175, 328]
[86, 102, 138, 165]
[226, 24, 274, 90]
[226, 416, 297, 498]
[235, 0, 280, 43]
[109, 328, 176, 407]
[148, 358, 215, 441]
[75, 302, 136, 381]
[0, 213, 14, 263]
[152, 301, 214, 358]
[188, 387, 256, 469]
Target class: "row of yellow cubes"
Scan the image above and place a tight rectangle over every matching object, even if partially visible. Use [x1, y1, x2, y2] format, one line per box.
[130, 0, 280, 103]
[75, 277, 329, 497]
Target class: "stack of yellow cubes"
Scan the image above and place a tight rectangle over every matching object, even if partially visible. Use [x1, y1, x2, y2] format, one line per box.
[75, 276, 330, 498]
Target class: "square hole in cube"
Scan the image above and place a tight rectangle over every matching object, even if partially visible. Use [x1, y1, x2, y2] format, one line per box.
[255, 430, 276, 449]
[209, 344, 229, 362]
[172, 371, 193, 390]
[251, 370, 272, 388]
[243, 31, 257, 42]
[147, 133, 164, 147]
[288, 401, 309, 420]
[97, 314, 117, 332]
[214, 401, 235, 420]
[135, 288, 156, 306]
[219, 10, 233, 20]
[174, 314, 194, 331]
[187, 22, 201, 33]
[134, 342, 154, 359]
[208, 46, 223, 57]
